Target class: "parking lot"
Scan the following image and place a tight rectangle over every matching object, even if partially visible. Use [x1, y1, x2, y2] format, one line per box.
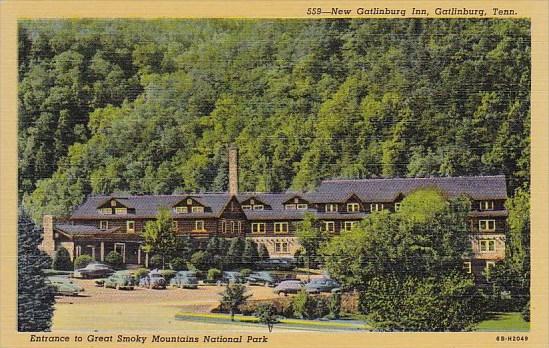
[53, 278, 281, 332]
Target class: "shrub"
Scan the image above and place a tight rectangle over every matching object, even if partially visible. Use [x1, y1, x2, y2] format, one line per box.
[105, 251, 123, 269]
[328, 292, 342, 319]
[240, 268, 252, 278]
[521, 301, 530, 322]
[134, 268, 150, 280]
[341, 293, 359, 314]
[238, 298, 293, 318]
[190, 251, 210, 271]
[292, 289, 317, 319]
[207, 268, 222, 281]
[52, 247, 73, 271]
[73, 255, 93, 269]
[254, 303, 279, 332]
[170, 257, 187, 271]
[159, 269, 177, 282]
[149, 255, 163, 269]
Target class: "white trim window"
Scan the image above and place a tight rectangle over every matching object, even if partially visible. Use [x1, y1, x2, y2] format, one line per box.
[275, 242, 289, 254]
[194, 220, 205, 232]
[221, 221, 226, 233]
[297, 204, 308, 210]
[394, 202, 401, 212]
[344, 221, 357, 231]
[99, 220, 109, 230]
[100, 208, 112, 214]
[172, 220, 178, 231]
[479, 239, 496, 253]
[241, 205, 252, 210]
[325, 204, 338, 212]
[252, 223, 266, 234]
[347, 203, 360, 212]
[285, 204, 296, 210]
[485, 261, 496, 271]
[75, 245, 82, 257]
[114, 207, 127, 215]
[191, 206, 204, 213]
[127, 220, 135, 233]
[463, 261, 472, 274]
[274, 222, 289, 234]
[480, 200, 495, 211]
[322, 221, 335, 233]
[370, 203, 384, 212]
[479, 219, 496, 232]
[253, 205, 264, 211]
[175, 206, 188, 214]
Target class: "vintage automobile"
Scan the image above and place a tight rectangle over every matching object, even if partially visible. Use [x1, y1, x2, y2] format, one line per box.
[73, 262, 114, 279]
[304, 278, 341, 294]
[217, 271, 245, 285]
[139, 269, 167, 289]
[272, 280, 304, 296]
[170, 271, 199, 289]
[47, 276, 84, 296]
[103, 271, 136, 290]
[246, 271, 278, 287]
[256, 258, 295, 271]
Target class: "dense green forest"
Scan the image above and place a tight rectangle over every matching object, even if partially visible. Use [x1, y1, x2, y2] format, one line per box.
[18, 19, 530, 222]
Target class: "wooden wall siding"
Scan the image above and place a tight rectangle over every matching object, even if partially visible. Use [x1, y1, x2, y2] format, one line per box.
[175, 219, 217, 236]
[283, 196, 310, 205]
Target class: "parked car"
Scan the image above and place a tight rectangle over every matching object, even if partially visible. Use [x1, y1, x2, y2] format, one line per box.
[139, 269, 167, 289]
[273, 280, 304, 296]
[256, 258, 295, 271]
[47, 276, 84, 296]
[103, 271, 136, 290]
[246, 271, 278, 287]
[170, 271, 199, 289]
[304, 278, 340, 294]
[218, 271, 245, 285]
[73, 262, 114, 279]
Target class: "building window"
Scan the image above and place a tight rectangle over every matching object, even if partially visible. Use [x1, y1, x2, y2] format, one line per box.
[238, 221, 242, 233]
[322, 221, 335, 233]
[285, 204, 296, 210]
[325, 204, 338, 212]
[191, 206, 204, 213]
[100, 208, 112, 214]
[241, 205, 252, 210]
[194, 220, 205, 232]
[297, 204, 308, 210]
[463, 261, 472, 274]
[480, 200, 495, 211]
[110, 200, 116, 207]
[479, 239, 496, 252]
[187, 199, 193, 205]
[175, 206, 188, 214]
[486, 261, 496, 271]
[344, 221, 357, 231]
[347, 203, 360, 212]
[253, 205, 264, 211]
[370, 203, 384, 212]
[274, 222, 289, 234]
[275, 242, 289, 254]
[172, 220, 178, 231]
[394, 203, 401, 212]
[127, 220, 135, 233]
[479, 219, 496, 232]
[115, 207, 127, 215]
[99, 220, 109, 230]
[251, 223, 266, 234]
[221, 221, 226, 233]
[231, 221, 236, 233]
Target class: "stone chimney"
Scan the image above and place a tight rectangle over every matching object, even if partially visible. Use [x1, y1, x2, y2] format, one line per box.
[41, 215, 55, 256]
[228, 145, 238, 195]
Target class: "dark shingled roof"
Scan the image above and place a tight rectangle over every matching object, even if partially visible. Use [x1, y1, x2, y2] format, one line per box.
[69, 176, 507, 220]
[54, 224, 120, 235]
[313, 175, 507, 202]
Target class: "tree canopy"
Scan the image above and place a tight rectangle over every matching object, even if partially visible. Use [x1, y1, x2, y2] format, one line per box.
[18, 19, 530, 222]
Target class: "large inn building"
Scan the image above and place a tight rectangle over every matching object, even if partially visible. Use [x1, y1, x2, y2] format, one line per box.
[41, 148, 508, 276]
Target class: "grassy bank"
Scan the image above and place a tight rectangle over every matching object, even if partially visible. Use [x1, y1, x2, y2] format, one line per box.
[475, 312, 530, 332]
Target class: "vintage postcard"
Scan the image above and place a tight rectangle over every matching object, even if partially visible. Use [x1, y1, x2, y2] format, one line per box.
[1, 1, 548, 347]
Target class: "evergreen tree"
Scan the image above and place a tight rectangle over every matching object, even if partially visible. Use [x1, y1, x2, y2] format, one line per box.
[258, 243, 270, 261]
[52, 247, 73, 271]
[18, 209, 55, 332]
[242, 239, 259, 267]
[227, 237, 245, 270]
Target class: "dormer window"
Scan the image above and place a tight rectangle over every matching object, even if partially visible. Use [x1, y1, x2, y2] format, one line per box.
[115, 208, 127, 215]
[370, 203, 384, 212]
[100, 208, 112, 215]
[187, 199, 193, 205]
[297, 204, 308, 210]
[394, 203, 401, 212]
[241, 205, 252, 210]
[480, 200, 494, 210]
[347, 203, 360, 212]
[285, 204, 296, 210]
[110, 200, 116, 207]
[325, 204, 338, 212]
[253, 205, 264, 211]
[175, 207, 188, 214]
[192, 206, 204, 213]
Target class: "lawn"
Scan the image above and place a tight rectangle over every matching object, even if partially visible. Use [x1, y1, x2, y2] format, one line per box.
[475, 312, 530, 332]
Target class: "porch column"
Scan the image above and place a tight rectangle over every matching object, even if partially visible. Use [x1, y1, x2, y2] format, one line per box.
[100, 242, 105, 261]
[145, 252, 149, 268]
[91, 247, 96, 260]
[137, 246, 141, 265]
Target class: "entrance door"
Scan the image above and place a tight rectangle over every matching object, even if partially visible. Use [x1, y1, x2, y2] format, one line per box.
[114, 243, 126, 263]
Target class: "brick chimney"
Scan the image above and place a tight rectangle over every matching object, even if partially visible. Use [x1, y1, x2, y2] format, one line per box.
[41, 215, 55, 256]
[228, 145, 238, 195]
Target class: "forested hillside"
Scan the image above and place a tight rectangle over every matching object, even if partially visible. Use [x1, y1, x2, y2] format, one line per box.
[18, 19, 530, 222]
